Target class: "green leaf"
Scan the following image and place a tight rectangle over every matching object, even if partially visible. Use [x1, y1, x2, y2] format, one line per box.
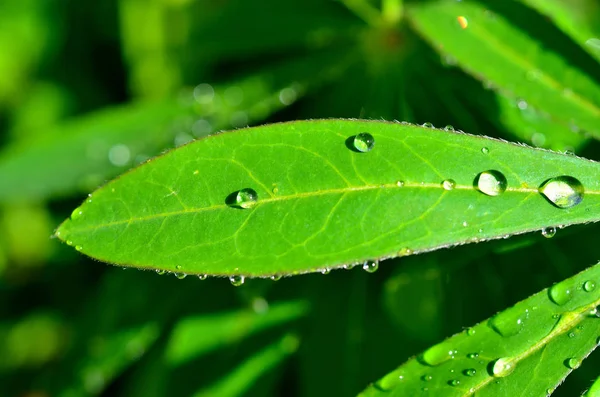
[56, 119, 600, 277]
[191, 334, 299, 397]
[518, 0, 600, 63]
[582, 374, 600, 396]
[359, 261, 600, 396]
[407, 0, 600, 138]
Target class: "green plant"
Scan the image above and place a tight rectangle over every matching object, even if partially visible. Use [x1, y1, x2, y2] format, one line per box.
[1, 0, 600, 396]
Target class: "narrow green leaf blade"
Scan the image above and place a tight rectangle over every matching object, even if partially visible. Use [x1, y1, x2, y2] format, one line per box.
[582, 374, 600, 396]
[407, 0, 600, 138]
[57, 120, 600, 277]
[359, 262, 600, 396]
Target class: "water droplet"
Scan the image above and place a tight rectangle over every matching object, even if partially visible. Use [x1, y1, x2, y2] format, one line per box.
[462, 221, 468, 227]
[230, 275, 245, 286]
[481, 147, 490, 154]
[583, 280, 596, 292]
[321, 268, 331, 275]
[156, 269, 166, 275]
[71, 208, 83, 220]
[396, 180, 405, 187]
[568, 332, 576, 338]
[541, 227, 556, 238]
[75, 245, 83, 251]
[448, 379, 460, 387]
[235, 188, 258, 209]
[464, 368, 477, 377]
[517, 99, 528, 110]
[353, 132, 375, 152]
[272, 185, 279, 194]
[466, 328, 476, 336]
[475, 170, 508, 196]
[539, 176, 584, 209]
[198, 274, 208, 280]
[490, 357, 515, 377]
[270, 274, 282, 281]
[378, 370, 404, 390]
[546, 388, 553, 395]
[343, 264, 355, 270]
[444, 125, 455, 131]
[489, 307, 527, 337]
[548, 282, 573, 305]
[442, 179, 456, 191]
[421, 374, 433, 382]
[175, 273, 187, 279]
[398, 247, 413, 256]
[467, 352, 479, 359]
[422, 122, 434, 128]
[176, 265, 182, 270]
[565, 358, 580, 369]
[363, 260, 379, 273]
[66, 240, 74, 246]
[421, 342, 456, 366]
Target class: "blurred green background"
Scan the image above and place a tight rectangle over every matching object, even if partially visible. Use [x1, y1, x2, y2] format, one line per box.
[1, 0, 599, 396]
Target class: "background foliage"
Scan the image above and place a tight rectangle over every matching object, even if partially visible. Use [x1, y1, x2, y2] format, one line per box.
[0, 0, 599, 396]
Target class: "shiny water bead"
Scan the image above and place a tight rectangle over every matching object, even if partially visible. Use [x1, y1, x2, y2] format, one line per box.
[156, 269, 166, 275]
[541, 227, 556, 238]
[198, 274, 208, 280]
[583, 280, 596, 292]
[481, 147, 490, 154]
[490, 357, 515, 377]
[463, 368, 476, 377]
[565, 358, 580, 369]
[363, 260, 379, 273]
[539, 176, 584, 209]
[235, 188, 258, 209]
[175, 273, 187, 279]
[442, 179, 456, 191]
[475, 170, 507, 196]
[353, 132, 375, 152]
[230, 275, 245, 286]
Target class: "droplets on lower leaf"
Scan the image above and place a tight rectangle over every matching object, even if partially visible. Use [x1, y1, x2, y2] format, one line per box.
[489, 306, 527, 337]
[583, 280, 596, 292]
[235, 188, 258, 209]
[539, 176, 584, 209]
[353, 132, 375, 152]
[463, 368, 476, 377]
[565, 358, 580, 369]
[475, 170, 507, 196]
[421, 341, 456, 366]
[71, 207, 83, 220]
[548, 281, 573, 305]
[541, 227, 556, 239]
[490, 357, 515, 377]
[230, 275, 245, 287]
[448, 379, 460, 387]
[442, 179, 456, 191]
[363, 260, 379, 273]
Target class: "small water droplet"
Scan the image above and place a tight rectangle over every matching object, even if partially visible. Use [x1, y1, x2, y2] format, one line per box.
[475, 170, 508, 196]
[156, 269, 166, 275]
[396, 180, 405, 187]
[444, 125, 455, 131]
[363, 260, 379, 273]
[421, 374, 433, 382]
[75, 245, 83, 251]
[539, 176, 584, 209]
[517, 99, 528, 110]
[448, 379, 460, 387]
[549, 281, 573, 305]
[235, 188, 258, 209]
[565, 358, 580, 369]
[343, 264, 355, 270]
[321, 268, 331, 275]
[481, 147, 490, 154]
[463, 368, 477, 377]
[66, 240, 74, 246]
[176, 265, 182, 270]
[490, 357, 515, 377]
[198, 274, 208, 280]
[71, 208, 83, 220]
[568, 332, 576, 338]
[270, 274, 282, 281]
[230, 275, 245, 286]
[421, 342, 456, 366]
[272, 185, 279, 194]
[442, 179, 456, 191]
[583, 280, 596, 292]
[466, 328, 476, 336]
[398, 247, 413, 256]
[353, 132, 375, 152]
[467, 352, 479, 359]
[175, 273, 187, 279]
[542, 227, 556, 238]
[489, 307, 527, 337]
[422, 122, 434, 128]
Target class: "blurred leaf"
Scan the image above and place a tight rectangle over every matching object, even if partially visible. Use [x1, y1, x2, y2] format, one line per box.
[407, 0, 600, 138]
[166, 300, 309, 367]
[582, 374, 600, 396]
[359, 261, 600, 396]
[191, 334, 299, 397]
[58, 120, 600, 277]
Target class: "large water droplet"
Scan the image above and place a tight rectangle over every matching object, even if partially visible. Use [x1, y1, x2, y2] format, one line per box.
[363, 260, 379, 273]
[489, 307, 527, 337]
[353, 133, 375, 152]
[421, 342, 456, 366]
[71, 207, 83, 220]
[490, 357, 515, 377]
[475, 170, 507, 196]
[548, 281, 573, 305]
[378, 370, 404, 390]
[539, 176, 584, 209]
[235, 188, 258, 209]
[565, 358, 580, 369]
[442, 179, 456, 191]
[583, 280, 596, 292]
[230, 275, 245, 286]
[541, 227, 556, 239]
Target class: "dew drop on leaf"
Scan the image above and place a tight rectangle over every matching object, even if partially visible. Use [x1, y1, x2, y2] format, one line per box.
[175, 273, 187, 279]
[156, 269, 166, 275]
[176, 265, 182, 270]
[270, 274, 282, 281]
[230, 275, 245, 286]
[235, 188, 258, 209]
[198, 274, 208, 280]
[444, 125, 455, 131]
[463, 368, 477, 377]
[548, 282, 573, 305]
[466, 328, 476, 336]
[541, 227, 556, 238]
[539, 176, 584, 209]
[422, 122, 434, 128]
[363, 260, 379, 273]
[565, 358, 580, 369]
[353, 132, 375, 152]
[475, 170, 507, 196]
[71, 207, 83, 220]
[421, 374, 433, 382]
[467, 352, 479, 359]
[568, 332, 576, 338]
[75, 245, 83, 251]
[448, 379, 460, 387]
[396, 180, 405, 187]
[442, 179, 456, 191]
[583, 280, 596, 292]
[421, 342, 456, 366]
[490, 357, 515, 377]
[398, 247, 413, 256]
[489, 307, 526, 337]
[378, 370, 404, 390]
[321, 268, 331, 275]
[481, 147, 490, 154]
